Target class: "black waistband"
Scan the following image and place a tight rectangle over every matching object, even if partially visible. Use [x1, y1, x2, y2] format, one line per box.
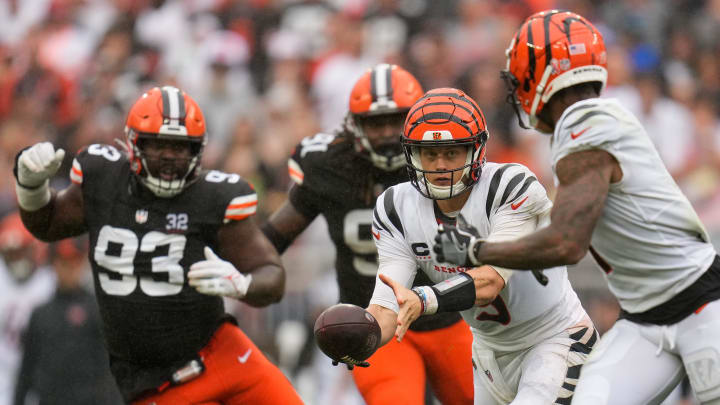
[620, 255, 720, 325]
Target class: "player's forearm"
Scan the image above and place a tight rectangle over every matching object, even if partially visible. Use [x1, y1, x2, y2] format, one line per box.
[18, 192, 66, 242]
[477, 225, 586, 269]
[466, 266, 505, 305]
[366, 304, 398, 346]
[242, 263, 286, 306]
[262, 201, 314, 254]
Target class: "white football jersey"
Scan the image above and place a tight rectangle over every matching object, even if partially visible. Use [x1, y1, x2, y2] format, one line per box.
[369, 163, 588, 352]
[552, 98, 717, 313]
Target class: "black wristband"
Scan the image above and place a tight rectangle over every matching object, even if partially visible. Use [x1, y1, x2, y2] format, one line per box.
[260, 222, 292, 254]
[431, 272, 476, 313]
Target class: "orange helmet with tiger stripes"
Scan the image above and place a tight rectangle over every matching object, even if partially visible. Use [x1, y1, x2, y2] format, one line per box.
[346, 64, 424, 171]
[402, 88, 489, 200]
[501, 10, 607, 130]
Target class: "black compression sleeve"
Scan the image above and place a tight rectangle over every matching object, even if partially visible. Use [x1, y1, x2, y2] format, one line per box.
[432, 272, 476, 313]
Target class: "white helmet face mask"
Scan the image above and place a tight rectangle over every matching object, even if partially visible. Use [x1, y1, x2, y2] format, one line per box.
[138, 152, 200, 198]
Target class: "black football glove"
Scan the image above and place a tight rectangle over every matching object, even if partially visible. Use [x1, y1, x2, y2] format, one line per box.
[433, 214, 483, 267]
[332, 355, 370, 370]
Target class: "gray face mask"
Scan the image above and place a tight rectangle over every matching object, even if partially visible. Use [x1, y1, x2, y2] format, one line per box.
[7, 258, 34, 282]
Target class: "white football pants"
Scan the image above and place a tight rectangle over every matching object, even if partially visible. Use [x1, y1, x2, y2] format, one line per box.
[472, 321, 596, 404]
[572, 299, 720, 405]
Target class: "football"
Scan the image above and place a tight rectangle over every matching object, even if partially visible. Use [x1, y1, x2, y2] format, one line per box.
[313, 303, 381, 362]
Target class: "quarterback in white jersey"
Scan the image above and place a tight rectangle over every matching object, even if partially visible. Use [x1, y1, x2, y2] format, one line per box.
[365, 88, 596, 405]
[435, 10, 720, 405]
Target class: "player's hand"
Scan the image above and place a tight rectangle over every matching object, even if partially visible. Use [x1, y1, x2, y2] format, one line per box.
[15, 142, 65, 188]
[379, 273, 421, 342]
[432, 214, 483, 267]
[331, 357, 370, 370]
[188, 247, 252, 299]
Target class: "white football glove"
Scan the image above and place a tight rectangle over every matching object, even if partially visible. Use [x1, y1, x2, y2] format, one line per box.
[188, 247, 252, 299]
[16, 142, 65, 188]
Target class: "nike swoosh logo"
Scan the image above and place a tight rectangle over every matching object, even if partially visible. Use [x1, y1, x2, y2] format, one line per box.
[238, 349, 252, 364]
[511, 196, 529, 210]
[371, 229, 380, 240]
[571, 127, 590, 139]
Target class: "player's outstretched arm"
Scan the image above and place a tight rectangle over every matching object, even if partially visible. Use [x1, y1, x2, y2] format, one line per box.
[261, 199, 314, 254]
[379, 268, 504, 340]
[14, 142, 86, 241]
[366, 303, 401, 346]
[475, 149, 618, 269]
[190, 217, 286, 307]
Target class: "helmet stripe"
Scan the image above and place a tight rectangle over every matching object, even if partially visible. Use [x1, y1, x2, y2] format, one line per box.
[543, 12, 557, 66]
[526, 20, 536, 83]
[160, 86, 184, 126]
[407, 111, 473, 138]
[371, 63, 393, 105]
[409, 93, 485, 130]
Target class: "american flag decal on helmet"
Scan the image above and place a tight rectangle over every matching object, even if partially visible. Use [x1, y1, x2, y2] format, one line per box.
[224, 194, 258, 222]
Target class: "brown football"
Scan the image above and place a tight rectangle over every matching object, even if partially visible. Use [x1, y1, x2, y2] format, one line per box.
[313, 303, 381, 362]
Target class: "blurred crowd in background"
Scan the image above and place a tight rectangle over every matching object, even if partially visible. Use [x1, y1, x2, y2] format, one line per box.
[0, 0, 719, 404]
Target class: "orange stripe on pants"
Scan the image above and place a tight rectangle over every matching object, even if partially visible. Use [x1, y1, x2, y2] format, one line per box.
[132, 323, 303, 405]
[352, 319, 474, 405]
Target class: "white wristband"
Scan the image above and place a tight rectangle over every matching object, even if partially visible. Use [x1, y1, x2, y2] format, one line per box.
[15, 180, 51, 211]
[414, 286, 439, 315]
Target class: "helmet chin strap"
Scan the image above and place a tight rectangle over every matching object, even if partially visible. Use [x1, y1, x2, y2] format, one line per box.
[529, 67, 554, 129]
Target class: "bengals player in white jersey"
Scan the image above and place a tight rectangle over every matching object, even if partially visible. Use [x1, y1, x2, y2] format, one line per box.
[433, 10, 720, 405]
[264, 65, 475, 405]
[358, 88, 597, 404]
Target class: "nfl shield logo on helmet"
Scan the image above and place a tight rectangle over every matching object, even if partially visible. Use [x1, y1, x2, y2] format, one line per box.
[135, 209, 149, 224]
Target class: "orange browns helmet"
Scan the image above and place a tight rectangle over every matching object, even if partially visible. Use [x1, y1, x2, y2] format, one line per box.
[402, 88, 489, 200]
[501, 10, 607, 130]
[124, 86, 207, 198]
[347, 64, 424, 171]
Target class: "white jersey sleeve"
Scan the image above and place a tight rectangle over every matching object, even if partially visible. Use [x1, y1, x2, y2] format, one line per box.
[369, 187, 418, 313]
[551, 98, 717, 313]
[485, 165, 553, 281]
[552, 100, 623, 166]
